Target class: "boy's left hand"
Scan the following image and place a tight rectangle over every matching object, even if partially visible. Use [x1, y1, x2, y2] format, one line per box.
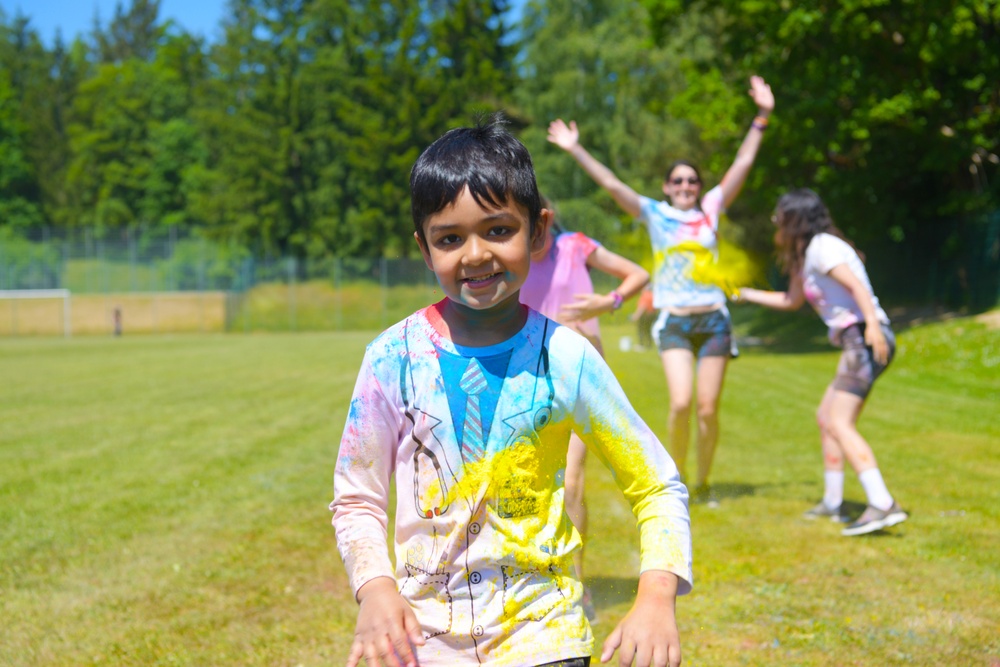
[600, 571, 681, 667]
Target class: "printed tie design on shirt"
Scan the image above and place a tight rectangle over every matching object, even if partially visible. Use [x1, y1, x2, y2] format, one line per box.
[459, 358, 488, 462]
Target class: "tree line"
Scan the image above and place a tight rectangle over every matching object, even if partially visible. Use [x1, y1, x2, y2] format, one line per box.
[1, 0, 997, 304]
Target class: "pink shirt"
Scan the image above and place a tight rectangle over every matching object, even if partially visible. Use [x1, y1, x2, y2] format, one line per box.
[520, 232, 601, 338]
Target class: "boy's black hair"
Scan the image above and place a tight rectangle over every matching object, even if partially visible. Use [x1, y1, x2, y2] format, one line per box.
[410, 113, 542, 241]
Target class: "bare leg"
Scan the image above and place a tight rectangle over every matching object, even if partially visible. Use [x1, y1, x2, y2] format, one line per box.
[564, 433, 588, 581]
[816, 384, 846, 472]
[826, 389, 877, 473]
[694, 355, 728, 488]
[660, 349, 694, 481]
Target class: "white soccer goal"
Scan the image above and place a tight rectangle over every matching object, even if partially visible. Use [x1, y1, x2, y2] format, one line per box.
[0, 289, 72, 337]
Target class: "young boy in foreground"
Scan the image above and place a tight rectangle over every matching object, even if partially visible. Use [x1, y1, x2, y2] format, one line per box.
[330, 115, 692, 667]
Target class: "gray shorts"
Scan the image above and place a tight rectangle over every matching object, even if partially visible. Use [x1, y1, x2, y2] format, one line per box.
[832, 322, 896, 399]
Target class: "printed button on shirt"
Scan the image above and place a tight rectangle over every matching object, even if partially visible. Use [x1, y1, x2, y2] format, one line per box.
[473, 625, 485, 637]
[469, 522, 481, 535]
[469, 571, 482, 584]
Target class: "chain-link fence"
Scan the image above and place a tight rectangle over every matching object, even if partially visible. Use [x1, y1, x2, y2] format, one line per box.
[1, 218, 997, 336]
[0, 227, 442, 335]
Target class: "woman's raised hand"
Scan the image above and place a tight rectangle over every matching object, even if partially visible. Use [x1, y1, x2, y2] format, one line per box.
[748, 75, 774, 115]
[547, 119, 580, 152]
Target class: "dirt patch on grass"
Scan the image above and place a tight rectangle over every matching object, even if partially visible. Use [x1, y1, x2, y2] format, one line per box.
[974, 309, 1000, 329]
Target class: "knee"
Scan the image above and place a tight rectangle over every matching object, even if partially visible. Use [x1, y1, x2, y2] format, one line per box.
[825, 415, 854, 442]
[669, 399, 692, 420]
[816, 409, 833, 437]
[696, 398, 719, 421]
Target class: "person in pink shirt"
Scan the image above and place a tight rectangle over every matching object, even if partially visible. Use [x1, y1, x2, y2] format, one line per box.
[520, 198, 649, 618]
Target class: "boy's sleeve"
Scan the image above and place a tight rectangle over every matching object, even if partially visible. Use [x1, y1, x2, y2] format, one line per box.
[330, 347, 401, 598]
[569, 341, 693, 594]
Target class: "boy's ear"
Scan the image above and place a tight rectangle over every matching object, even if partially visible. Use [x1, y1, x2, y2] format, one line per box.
[415, 231, 434, 271]
[530, 208, 553, 255]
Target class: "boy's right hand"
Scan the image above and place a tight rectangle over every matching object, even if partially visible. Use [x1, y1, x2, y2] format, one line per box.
[547, 119, 580, 152]
[347, 577, 425, 667]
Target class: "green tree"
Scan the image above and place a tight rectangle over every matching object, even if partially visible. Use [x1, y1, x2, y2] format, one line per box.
[66, 27, 207, 230]
[0, 73, 44, 229]
[516, 0, 737, 262]
[193, 0, 517, 259]
[93, 0, 167, 63]
[643, 0, 1000, 305]
[0, 11, 84, 228]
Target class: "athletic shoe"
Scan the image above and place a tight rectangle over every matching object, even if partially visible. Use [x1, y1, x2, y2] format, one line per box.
[581, 586, 597, 622]
[692, 484, 720, 508]
[803, 501, 848, 523]
[841, 502, 909, 536]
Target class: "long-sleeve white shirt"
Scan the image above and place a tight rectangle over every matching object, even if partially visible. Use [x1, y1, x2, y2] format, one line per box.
[331, 303, 692, 666]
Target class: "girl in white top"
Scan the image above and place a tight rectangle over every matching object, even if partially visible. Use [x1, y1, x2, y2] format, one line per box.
[737, 188, 908, 536]
[548, 75, 775, 504]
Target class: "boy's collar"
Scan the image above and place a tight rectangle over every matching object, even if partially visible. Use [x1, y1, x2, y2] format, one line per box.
[424, 298, 531, 349]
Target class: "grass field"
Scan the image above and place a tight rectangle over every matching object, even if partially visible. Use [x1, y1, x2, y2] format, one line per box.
[1, 312, 998, 666]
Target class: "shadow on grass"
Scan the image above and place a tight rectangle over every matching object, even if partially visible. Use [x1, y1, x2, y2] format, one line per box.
[586, 576, 639, 611]
[711, 481, 758, 500]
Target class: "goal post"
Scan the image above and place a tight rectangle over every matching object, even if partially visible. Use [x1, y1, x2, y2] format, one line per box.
[0, 289, 72, 337]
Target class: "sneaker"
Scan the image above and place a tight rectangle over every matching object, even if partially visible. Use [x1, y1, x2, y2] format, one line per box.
[841, 502, 908, 536]
[581, 586, 597, 622]
[803, 501, 848, 523]
[692, 484, 720, 508]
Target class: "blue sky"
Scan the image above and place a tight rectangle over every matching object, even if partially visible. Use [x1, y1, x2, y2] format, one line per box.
[0, 0, 227, 44]
[0, 0, 526, 46]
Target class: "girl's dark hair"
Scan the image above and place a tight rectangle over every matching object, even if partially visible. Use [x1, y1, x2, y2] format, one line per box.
[410, 112, 541, 241]
[665, 160, 702, 185]
[772, 188, 863, 276]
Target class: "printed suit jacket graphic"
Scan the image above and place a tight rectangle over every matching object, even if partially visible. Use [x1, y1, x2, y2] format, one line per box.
[332, 303, 693, 667]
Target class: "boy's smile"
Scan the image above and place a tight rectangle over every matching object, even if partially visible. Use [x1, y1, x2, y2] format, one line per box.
[417, 187, 548, 313]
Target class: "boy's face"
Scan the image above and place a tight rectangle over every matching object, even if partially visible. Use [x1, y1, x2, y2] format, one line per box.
[416, 187, 549, 311]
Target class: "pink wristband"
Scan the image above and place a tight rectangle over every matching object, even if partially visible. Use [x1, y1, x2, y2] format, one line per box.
[610, 290, 624, 311]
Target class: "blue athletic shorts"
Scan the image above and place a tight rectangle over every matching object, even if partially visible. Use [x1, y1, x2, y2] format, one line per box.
[832, 322, 896, 399]
[654, 308, 732, 358]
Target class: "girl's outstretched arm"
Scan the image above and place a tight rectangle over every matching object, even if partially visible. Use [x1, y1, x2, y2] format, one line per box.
[559, 246, 650, 322]
[718, 75, 775, 209]
[548, 119, 644, 218]
[737, 274, 805, 311]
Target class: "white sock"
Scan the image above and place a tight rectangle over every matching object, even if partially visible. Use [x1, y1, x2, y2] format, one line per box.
[858, 468, 893, 511]
[823, 470, 844, 509]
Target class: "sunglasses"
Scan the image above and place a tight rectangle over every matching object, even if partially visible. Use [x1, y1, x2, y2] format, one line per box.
[670, 176, 700, 186]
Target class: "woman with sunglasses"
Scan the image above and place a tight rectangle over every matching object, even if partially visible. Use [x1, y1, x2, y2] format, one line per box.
[735, 188, 907, 536]
[547, 75, 773, 505]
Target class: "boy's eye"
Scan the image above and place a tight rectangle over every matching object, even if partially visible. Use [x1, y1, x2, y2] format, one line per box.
[487, 226, 513, 237]
[437, 234, 461, 246]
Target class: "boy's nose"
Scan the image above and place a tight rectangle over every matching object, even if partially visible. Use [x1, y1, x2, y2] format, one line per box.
[464, 237, 493, 264]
